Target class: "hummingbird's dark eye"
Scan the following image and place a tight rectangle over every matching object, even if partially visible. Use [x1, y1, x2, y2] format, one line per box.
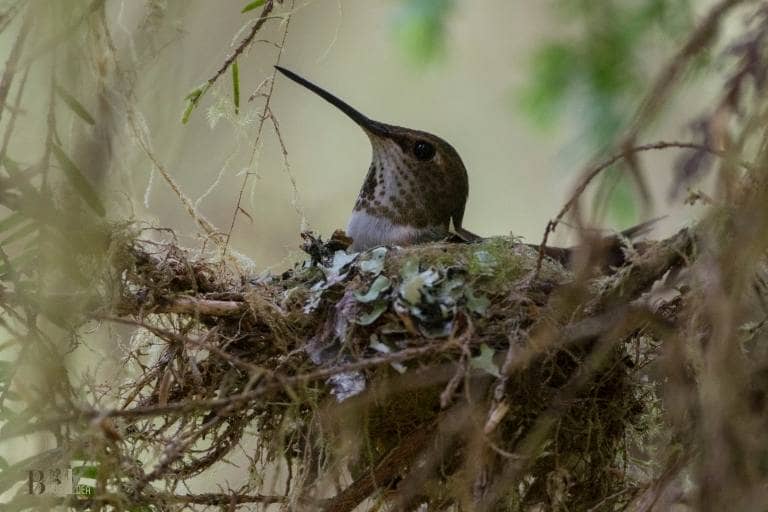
[413, 140, 436, 161]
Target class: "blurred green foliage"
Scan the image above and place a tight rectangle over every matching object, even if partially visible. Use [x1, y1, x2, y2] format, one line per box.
[519, 0, 693, 224]
[241, 0, 266, 13]
[392, 0, 455, 65]
[390, 0, 695, 223]
[520, 0, 693, 134]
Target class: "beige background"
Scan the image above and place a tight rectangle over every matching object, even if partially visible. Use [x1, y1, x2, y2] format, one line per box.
[108, 0, 717, 270]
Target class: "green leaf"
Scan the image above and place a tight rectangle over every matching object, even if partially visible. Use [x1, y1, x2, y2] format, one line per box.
[181, 84, 209, 124]
[232, 59, 240, 115]
[354, 301, 387, 326]
[470, 344, 500, 378]
[55, 84, 95, 125]
[0, 456, 8, 471]
[51, 144, 106, 217]
[355, 275, 391, 303]
[241, 0, 266, 13]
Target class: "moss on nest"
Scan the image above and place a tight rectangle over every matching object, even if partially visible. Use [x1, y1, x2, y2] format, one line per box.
[111, 230, 668, 510]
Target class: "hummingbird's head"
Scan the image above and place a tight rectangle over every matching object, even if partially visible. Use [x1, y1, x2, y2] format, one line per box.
[356, 124, 469, 228]
[276, 66, 468, 230]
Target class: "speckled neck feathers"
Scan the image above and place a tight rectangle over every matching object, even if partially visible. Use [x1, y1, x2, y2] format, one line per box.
[353, 130, 468, 231]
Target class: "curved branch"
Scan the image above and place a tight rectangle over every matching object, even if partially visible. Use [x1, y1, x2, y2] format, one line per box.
[535, 142, 733, 275]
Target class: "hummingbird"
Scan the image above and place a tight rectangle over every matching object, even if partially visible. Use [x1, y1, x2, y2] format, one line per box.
[275, 66, 479, 252]
[275, 66, 659, 264]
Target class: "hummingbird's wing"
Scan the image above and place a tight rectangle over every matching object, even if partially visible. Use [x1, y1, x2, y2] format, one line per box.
[454, 226, 482, 242]
[534, 216, 665, 269]
[449, 194, 481, 242]
[616, 216, 664, 240]
[448, 213, 481, 242]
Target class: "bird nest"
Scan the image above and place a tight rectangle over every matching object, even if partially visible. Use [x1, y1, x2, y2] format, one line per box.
[107, 226, 694, 511]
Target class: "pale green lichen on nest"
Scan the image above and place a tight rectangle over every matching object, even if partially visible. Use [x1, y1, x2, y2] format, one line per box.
[383, 236, 568, 287]
[292, 236, 570, 342]
[109, 230, 664, 511]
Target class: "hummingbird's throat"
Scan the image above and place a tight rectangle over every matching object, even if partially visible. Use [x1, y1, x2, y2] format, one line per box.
[354, 139, 422, 222]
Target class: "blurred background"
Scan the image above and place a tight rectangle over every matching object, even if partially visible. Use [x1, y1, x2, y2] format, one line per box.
[104, 0, 715, 268]
[0, 0, 745, 504]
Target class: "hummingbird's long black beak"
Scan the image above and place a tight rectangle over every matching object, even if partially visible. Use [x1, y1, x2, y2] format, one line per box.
[275, 66, 386, 136]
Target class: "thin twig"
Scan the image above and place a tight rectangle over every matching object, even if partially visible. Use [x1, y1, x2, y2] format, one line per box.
[9, 340, 455, 438]
[205, 1, 277, 89]
[536, 0, 750, 276]
[163, 491, 290, 506]
[127, 295, 248, 317]
[224, 4, 293, 254]
[97, 11, 217, 236]
[535, 141, 739, 275]
[98, 316, 261, 374]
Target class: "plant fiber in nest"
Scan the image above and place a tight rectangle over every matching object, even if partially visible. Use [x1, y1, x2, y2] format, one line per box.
[114, 231, 674, 511]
